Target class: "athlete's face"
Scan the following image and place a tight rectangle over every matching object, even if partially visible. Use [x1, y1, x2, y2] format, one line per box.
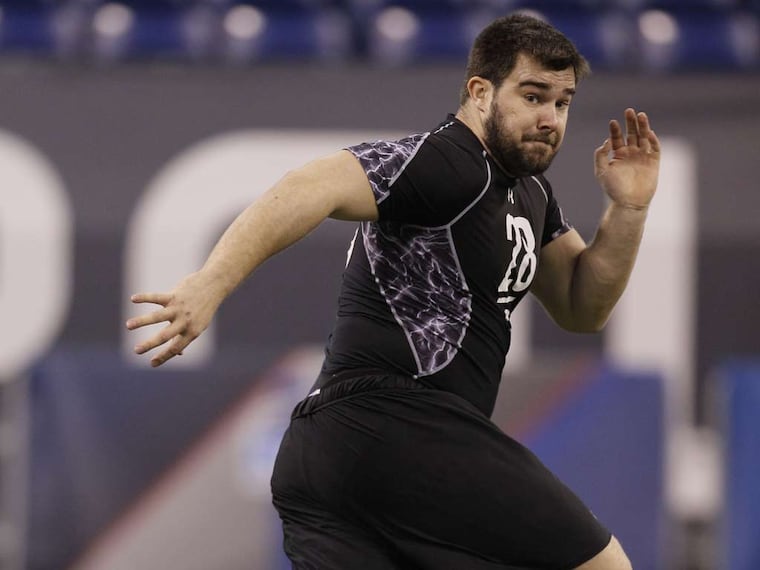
[483, 54, 576, 177]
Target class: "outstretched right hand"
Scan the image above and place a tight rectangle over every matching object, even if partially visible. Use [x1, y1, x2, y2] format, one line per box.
[126, 271, 225, 367]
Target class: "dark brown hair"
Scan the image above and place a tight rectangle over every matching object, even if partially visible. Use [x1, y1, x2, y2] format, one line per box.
[460, 13, 591, 104]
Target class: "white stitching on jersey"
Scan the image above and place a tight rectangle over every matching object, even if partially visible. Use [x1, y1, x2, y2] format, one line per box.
[385, 132, 431, 195]
[531, 175, 549, 203]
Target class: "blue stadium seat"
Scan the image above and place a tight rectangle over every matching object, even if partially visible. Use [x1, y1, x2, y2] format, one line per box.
[364, 5, 486, 64]
[348, 0, 479, 8]
[131, 7, 189, 56]
[117, 0, 189, 5]
[199, 0, 343, 8]
[346, 0, 609, 8]
[636, 7, 759, 70]
[0, 4, 60, 54]
[84, 2, 354, 62]
[505, 0, 610, 8]
[0, 0, 49, 5]
[86, 3, 188, 60]
[107, 0, 199, 8]
[622, 0, 740, 8]
[218, 4, 354, 62]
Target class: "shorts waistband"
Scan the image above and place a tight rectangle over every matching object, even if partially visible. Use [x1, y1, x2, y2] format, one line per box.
[291, 373, 425, 419]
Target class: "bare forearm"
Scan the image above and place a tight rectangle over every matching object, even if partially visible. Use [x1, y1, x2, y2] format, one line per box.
[570, 203, 648, 330]
[198, 171, 335, 302]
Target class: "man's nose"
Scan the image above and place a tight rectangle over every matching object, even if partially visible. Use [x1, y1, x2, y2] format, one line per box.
[537, 105, 558, 130]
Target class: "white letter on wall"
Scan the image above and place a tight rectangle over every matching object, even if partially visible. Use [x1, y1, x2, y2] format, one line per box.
[0, 131, 73, 380]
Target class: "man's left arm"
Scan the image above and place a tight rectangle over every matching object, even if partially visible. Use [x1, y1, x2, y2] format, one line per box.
[531, 108, 661, 333]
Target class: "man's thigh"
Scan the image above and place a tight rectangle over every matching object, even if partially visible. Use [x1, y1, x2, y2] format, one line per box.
[341, 389, 612, 568]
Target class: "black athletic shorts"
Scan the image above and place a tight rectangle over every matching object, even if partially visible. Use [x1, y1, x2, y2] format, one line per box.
[271, 373, 611, 569]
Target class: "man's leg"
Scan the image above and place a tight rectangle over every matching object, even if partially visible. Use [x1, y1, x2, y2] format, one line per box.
[278, 508, 405, 570]
[575, 536, 633, 570]
[273, 377, 619, 568]
[272, 416, 407, 569]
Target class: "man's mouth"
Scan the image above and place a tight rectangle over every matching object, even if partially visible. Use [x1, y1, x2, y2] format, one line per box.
[523, 136, 556, 146]
[523, 139, 555, 150]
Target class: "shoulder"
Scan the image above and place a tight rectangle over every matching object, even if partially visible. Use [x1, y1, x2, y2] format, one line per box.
[347, 119, 492, 226]
[409, 119, 491, 194]
[347, 118, 484, 175]
[348, 132, 428, 169]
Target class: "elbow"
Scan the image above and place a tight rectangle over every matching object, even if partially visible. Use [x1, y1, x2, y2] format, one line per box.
[559, 311, 610, 334]
[575, 320, 607, 334]
[561, 322, 604, 334]
[541, 290, 615, 334]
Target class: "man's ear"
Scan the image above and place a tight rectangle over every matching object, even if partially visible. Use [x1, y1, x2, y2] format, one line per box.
[466, 76, 493, 114]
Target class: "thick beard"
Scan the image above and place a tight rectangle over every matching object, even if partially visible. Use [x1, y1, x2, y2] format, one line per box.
[483, 103, 558, 177]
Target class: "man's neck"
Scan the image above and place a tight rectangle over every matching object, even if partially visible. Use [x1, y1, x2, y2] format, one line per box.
[454, 104, 485, 144]
[455, 104, 514, 178]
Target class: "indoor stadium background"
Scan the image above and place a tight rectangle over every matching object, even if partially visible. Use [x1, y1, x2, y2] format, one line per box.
[0, 0, 758, 569]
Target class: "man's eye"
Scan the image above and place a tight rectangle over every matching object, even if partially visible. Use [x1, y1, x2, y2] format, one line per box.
[525, 94, 539, 103]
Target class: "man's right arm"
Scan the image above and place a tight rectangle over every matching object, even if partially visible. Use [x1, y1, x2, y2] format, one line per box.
[126, 149, 377, 367]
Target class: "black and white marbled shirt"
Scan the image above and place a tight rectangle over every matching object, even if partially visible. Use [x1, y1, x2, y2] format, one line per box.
[317, 115, 571, 417]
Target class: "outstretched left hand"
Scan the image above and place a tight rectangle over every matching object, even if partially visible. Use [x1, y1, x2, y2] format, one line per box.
[594, 108, 660, 210]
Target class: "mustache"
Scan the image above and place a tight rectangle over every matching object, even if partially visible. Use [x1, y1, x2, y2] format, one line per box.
[522, 133, 558, 146]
